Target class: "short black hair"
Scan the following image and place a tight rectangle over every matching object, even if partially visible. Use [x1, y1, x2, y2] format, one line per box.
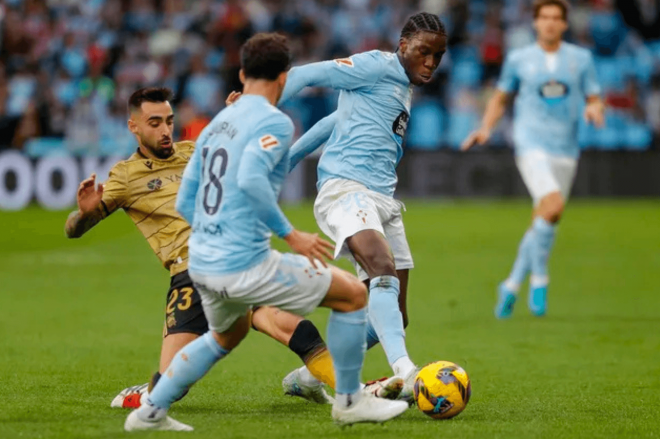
[400, 12, 447, 40]
[128, 87, 173, 113]
[240, 33, 291, 81]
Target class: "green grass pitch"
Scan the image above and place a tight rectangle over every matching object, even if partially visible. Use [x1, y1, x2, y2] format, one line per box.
[1, 200, 659, 438]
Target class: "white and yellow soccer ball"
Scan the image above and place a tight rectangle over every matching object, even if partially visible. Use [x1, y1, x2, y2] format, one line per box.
[413, 360, 471, 419]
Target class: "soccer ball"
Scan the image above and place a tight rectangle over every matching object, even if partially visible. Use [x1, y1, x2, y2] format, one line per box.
[413, 360, 471, 419]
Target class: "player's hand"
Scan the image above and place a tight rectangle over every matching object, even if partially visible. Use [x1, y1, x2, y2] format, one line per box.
[225, 91, 242, 106]
[461, 127, 491, 151]
[584, 101, 605, 128]
[77, 173, 104, 216]
[284, 230, 334, 269]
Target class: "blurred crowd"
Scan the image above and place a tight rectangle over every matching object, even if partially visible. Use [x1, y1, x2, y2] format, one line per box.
[0, 0, 659, 157]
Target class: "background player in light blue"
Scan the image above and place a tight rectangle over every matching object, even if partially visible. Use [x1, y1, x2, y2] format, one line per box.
[124, 33, 409, 431]
[275, 12, 448, 400]
[462, 0, 605, 318]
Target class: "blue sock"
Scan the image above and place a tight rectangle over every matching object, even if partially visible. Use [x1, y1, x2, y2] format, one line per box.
[326, 308, 367, 395]
[530, 217, 556, 287]
[505, 229, 534, 291]
[365, 319, 380, 349]
[368, 276, 408, 366]
[148, 332, 229, 409]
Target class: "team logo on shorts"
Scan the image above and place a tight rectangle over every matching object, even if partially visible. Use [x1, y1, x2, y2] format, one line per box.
[259, 135, 279, 150]
[147, 178, 162, 191]
[166, 313, 177, 328]
[304, 267, 323, 278]
[356, 209, 368, 224]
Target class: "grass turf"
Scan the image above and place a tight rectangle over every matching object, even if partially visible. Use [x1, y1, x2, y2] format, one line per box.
[0, 199, 659, 438]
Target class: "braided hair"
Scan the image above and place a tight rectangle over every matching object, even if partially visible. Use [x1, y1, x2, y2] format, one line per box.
[400, 12, 446, 40]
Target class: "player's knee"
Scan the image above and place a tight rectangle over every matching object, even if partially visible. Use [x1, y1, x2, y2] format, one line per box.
[539, 193, 564, 223]
[547, 198, 564, 223]
[346, 280, 368, 311]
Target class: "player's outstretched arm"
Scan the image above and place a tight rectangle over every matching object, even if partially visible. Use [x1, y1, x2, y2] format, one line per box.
[65, 173, 104, 238]
[279, 52, 383, 105]
[278, 63, 329, 104]
[461, 89, 509, 151]
[584, 95, 605, 128]
[289, 112, 337, 171]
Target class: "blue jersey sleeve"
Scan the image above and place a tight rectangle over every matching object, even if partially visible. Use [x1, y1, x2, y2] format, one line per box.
[582, 52, 601, 97]
[279, 51, 385, 104]
[237, 117, 294, 238]
[497, 52, 520, 94]
[289, 111, 337, 171]
[176, 142, 202, 225]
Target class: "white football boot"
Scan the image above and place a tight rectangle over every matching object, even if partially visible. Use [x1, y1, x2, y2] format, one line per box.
[399, 368, 420, 405]
[124, 407, 193, 432]
[282, 367, 333, 404]
[332, 392, 409, 426]
[111, 383, 149, 408]
[362, 376, 404, 400]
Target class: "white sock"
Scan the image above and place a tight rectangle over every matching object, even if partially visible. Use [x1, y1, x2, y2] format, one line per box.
[335, 391, 362, 408]
[504, 278, 521, 293]
[297, 366, 322, 387]
[392, 356, 416, 379]
[530, 275, 549, 288]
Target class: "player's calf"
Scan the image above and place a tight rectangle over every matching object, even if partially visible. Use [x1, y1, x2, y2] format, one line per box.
[348, 232, 415, 381]
[528, 194, 561, 316]
[251, 307, 335, 388]
[396, 269, 410, 329]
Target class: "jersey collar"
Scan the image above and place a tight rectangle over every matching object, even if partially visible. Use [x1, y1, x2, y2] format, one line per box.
[536, 40, 564, 55]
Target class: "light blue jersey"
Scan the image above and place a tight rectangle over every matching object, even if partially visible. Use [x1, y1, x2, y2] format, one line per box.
[280, 50, 413, 197]
[498, 42, 601, 159]
[289, 111, 337, 171]
[176, 95, 294, 276]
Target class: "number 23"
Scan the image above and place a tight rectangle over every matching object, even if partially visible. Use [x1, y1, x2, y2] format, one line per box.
[167, 287, 194, 313]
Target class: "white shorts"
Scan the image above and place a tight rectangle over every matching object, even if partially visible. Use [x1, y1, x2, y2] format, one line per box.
[515, 150, 578, 206]
[190, 250, 332, 333]
[314, 178, 414, 281]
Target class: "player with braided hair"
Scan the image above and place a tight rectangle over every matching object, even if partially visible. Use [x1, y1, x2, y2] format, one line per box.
[399, 11, 446, 48]
[268, 12, 448, 402]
